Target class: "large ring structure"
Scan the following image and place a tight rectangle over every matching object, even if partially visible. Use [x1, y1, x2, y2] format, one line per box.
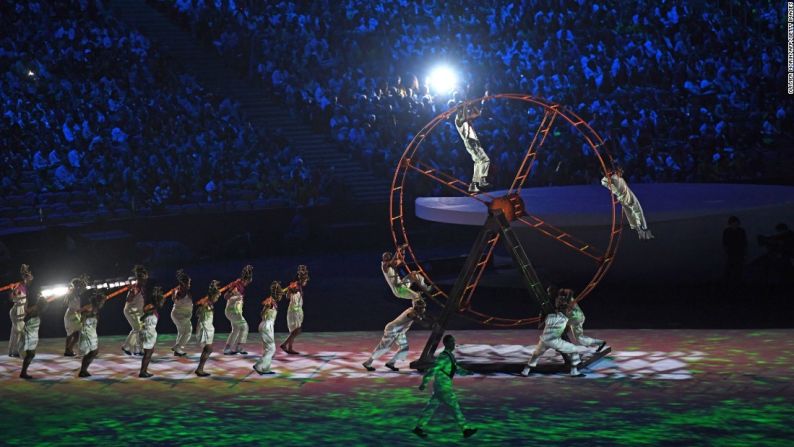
[389, 93, 623, 327]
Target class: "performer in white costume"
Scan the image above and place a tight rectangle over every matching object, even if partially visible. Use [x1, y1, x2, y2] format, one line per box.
[194, 280, 221, 377]
[521, 290, 588, 377]
[560, 288, 606, 351]
[601, 168, 654, 239]
[139, 286, 165, 378]
[452, 94, 490, 193]
[363, 298, 427, 372]
[170, 269, 193, 356]
[63, 276, 87, 357]
[122, 265, 148, 355]
[78, 292, 108, 378]
[281, 265, 309, 355]
[382, 245, 431, 301]
[224, 265, 253, 355]
[254, 281, 283, 375]
[19, 294, 47, 379]
[8, 264, 33, 357]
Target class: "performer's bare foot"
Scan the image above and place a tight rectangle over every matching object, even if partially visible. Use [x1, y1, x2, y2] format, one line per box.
[280, 343, 289, 354]
[78, 370, 91, 378]
[385, 363, 399, 372]
[195, 370, 210, 377]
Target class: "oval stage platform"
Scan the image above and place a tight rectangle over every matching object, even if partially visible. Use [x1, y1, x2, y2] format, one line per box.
[416, 183, 794, 227]
[414, 183, 794, 284]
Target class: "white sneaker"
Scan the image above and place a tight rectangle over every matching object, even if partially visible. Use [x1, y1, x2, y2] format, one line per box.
[520, 366, 531, 377]
[468, 182, 480, 193]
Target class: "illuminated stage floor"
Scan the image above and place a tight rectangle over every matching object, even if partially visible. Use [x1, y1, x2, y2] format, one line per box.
[1, 330, 792, 446]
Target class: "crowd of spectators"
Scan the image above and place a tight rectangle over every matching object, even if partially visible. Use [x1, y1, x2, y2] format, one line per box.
[0, 0, 328, 225]
[162, 0, 792, 191]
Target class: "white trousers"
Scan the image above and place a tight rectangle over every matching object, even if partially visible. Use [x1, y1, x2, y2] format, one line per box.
[123, 303, 143, 354]
[8, 304, 25, 356]
[171, 307, 193, 351]
[528, 337, 585, 367]
[225, 308, 248, 349]
[254, 321, 276, 372]
[369, 331, 409, 365]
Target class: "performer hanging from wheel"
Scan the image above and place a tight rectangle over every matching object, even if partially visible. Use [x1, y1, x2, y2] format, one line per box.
[8, 264, 33, 357]
[19, 294, 47, 379]
[382, 245, 431, 301]
[363, 298, 428, 372]
[452, 91, 490, 193]
[194, 280, 221, 377]
[281, 265, 309, 355]
[413, 334, 478, 439]
[561, 288, 607, 352]
[254, 281, 282, 375]
[63, 276, 88, 357]
[78, 292, 108, 378]
[601, 167, 654, 239]
[138, 286, 165, 378]
[122, 265, 149, 356]
[223, 265, 253, 355]
[170, 269, 193, 357]
[521, 290, 589, 377]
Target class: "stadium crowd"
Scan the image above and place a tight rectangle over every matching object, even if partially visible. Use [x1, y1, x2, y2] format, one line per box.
[162, 0, 791, 189]
[0, 0, 328, 226]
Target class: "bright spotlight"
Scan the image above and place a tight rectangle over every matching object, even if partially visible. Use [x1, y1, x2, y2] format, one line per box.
[42, 285, 69, 299]
[427, 65, 458, 95]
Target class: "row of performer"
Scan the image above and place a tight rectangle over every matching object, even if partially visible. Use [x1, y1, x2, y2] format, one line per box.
[5, 263, 309, 378]
[5, 252, 607, 380]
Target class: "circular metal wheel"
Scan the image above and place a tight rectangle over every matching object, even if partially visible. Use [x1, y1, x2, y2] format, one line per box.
[389, 93, 623, 327]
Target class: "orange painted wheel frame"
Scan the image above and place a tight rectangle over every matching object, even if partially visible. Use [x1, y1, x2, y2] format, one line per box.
[389, 93, 623, 327]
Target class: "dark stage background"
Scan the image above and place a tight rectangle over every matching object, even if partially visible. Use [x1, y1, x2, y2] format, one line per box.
[1, 202, 791, 342]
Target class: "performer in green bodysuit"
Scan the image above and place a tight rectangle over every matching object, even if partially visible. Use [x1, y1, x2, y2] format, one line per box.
[413, 334, 477, 439]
